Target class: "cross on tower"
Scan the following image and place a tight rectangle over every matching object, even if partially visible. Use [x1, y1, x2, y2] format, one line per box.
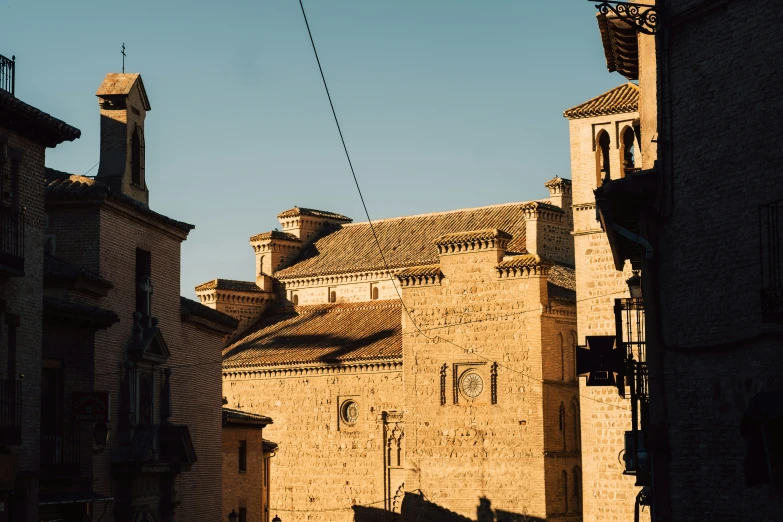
[121, 43, 126, 73]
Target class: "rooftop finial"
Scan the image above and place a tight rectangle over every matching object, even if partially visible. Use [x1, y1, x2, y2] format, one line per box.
[121, 43, 126, 73]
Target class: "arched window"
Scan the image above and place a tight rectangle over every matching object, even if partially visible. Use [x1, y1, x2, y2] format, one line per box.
[329, 290, 336, 303]
[371, 286, 379, 300]
[573, 466, 582, 512]
[620, 126, 636, 177]
[559, 332, 565, 381]
[292, 294, 299, 306]
[562, 470, 569, 513]
[131, 126, 144, 187]
[559, 402, 567, 451]
[595, 130, 611, 186]
[570, 400, 580, 451]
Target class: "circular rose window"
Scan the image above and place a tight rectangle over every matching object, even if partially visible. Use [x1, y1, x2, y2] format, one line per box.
[341, 400, 359, 424]
[460, 371, 484, 399]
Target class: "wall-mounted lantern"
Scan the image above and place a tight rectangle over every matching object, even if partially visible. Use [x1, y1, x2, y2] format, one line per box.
[626, 271, 643, 299]
[272, 516, 281, 522]
[228, 510, 238, 522]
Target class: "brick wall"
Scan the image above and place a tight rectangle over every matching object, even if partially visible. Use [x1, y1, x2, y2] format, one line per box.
[223, 425, 265, 522]
[651, 1, 783, 519]
[45, 197, 224, 521]
[0, 125, 48, 522]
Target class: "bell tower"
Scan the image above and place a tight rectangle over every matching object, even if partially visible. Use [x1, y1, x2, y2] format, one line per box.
[95, 73, 151, 205]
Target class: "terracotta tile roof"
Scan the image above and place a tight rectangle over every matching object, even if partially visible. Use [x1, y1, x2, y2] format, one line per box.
[222, 407, 273, 426]
[496, 254, 551, 269]
[548, 264, 576, 302]
[277, 207, 352, 222]
[44, 254, 113, 289]
[0, 91, 81, 147]
[249, 230, 301, 243]
[194, 279, 263, 293]
[43, 297, 119, 328]
[45, 168, 194, 234]
[597, 13, 639, 81]
[434, 228, 512, 247]
[274, 203, 530, 279]
[96, 73, 151, 110]
[563, 83, 639, 119]
[180, 297, 239, 330]
[395, 265, 442, 278]
[223, 301, 402, 368]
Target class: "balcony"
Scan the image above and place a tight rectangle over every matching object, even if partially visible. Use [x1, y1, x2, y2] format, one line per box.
[0, 206, 24, 276]
[40, 424, 81, 476]
[0, 53, 14, 96]
[0, 378, 21, 445]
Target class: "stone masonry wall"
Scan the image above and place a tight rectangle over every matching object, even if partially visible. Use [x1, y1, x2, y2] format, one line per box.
[568, 110, 638, 522]
[402, 246, 578, 521]
[224, 364, 403, 522]
[282, 276, 401, 307]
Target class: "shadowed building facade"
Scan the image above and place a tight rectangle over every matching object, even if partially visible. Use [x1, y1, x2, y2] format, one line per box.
[41, 72, 237, 522]
[205, 178, 582, 521]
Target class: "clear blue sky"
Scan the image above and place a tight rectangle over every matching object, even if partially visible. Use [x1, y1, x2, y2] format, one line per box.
[2, 0, 627, 297]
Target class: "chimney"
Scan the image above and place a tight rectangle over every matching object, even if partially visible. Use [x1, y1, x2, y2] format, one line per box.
[544, 177, 573, 229]
[522, 201, 574, 266]
[276, 207, 352, 247]
[95, 73, 151, 205]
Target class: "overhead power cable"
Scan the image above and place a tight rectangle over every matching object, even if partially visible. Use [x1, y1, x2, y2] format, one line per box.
[295, 0, 629, 411]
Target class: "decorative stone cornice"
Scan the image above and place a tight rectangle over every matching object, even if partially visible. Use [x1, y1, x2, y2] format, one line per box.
[544, 177, 573, 196]
[277, 207, 351, 221]
[250, 238, 301, 255]
[541, 304, 577, 319]
[435, 229, 512, 255]
[196, 289, 274, 307]
[223, 359, 403, 379]
[278, 269, 400, 287]
[249, 230, 300, 243]
[496, 254, 552, 278]
[572, 202, 597, 211]
[396, 265, 443, 287]
[520, 201, 566, 222]
[195, 278, 264, 293]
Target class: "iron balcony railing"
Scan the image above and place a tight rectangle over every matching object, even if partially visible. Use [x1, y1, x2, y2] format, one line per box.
[0, 54, 14, 96]
[40, 423, 81, 474]
[760, 199, 783, 323]
[0, 378, 22, 445]
[0, 206, 24, 275]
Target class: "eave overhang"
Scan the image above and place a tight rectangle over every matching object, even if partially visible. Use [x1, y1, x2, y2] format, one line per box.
[595, 168, 658, 271]
[597, 12, 640, 81]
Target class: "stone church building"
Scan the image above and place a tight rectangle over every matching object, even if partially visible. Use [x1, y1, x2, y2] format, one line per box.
[205, 178, 582, 521]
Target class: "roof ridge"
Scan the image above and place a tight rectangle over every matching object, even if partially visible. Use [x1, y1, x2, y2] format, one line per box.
[341, 200, 539, 227]
[563, 82, 639, 119]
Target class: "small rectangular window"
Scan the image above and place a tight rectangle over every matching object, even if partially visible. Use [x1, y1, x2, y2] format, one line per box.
[238, 507, 247, 522]
[238, 440, 247, 472]
[135, 248, 152, 315]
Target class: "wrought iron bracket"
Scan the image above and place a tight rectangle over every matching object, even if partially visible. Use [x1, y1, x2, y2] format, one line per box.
[588, 1, 661, 35]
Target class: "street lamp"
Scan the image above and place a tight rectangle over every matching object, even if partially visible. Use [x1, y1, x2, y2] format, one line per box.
[228, 510, 238, 522]
[626, 271, 643, 299]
